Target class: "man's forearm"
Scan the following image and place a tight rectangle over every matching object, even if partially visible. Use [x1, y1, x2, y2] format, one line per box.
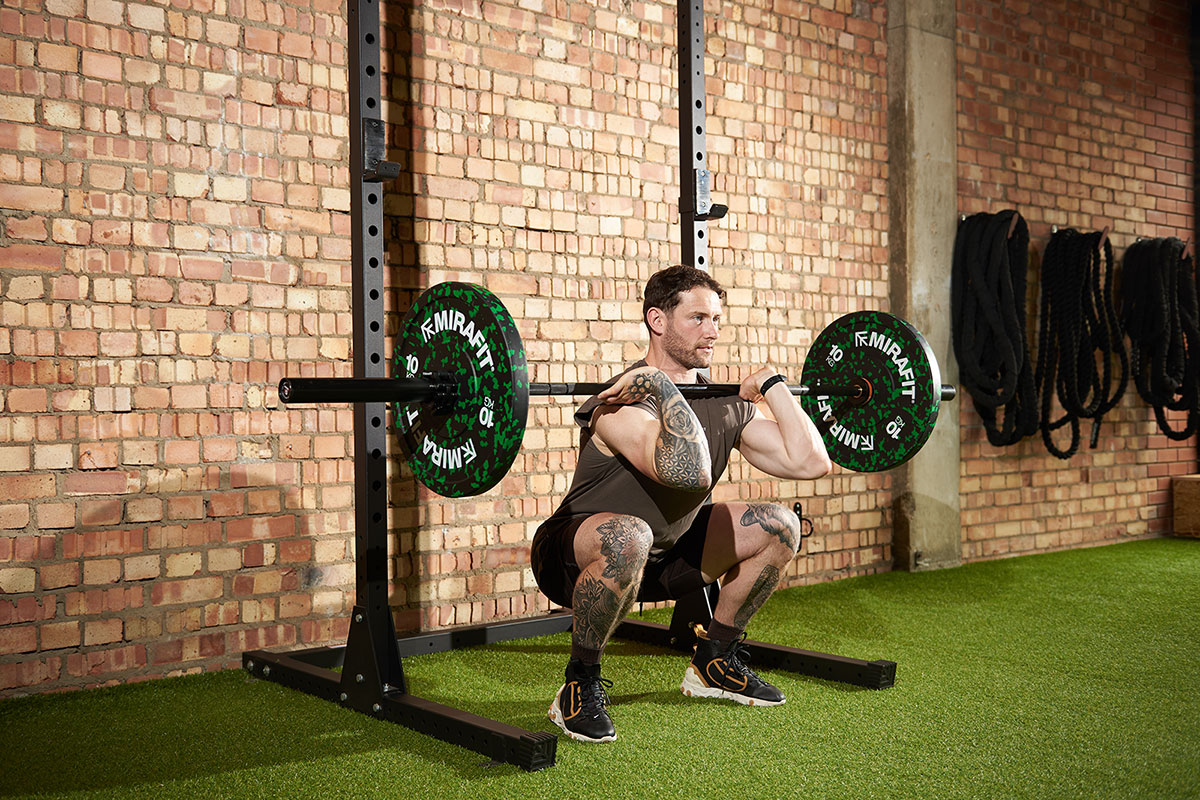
[763, 382, 830, 476]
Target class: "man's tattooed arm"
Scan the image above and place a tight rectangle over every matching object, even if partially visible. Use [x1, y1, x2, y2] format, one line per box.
[628, 370, 711, 491]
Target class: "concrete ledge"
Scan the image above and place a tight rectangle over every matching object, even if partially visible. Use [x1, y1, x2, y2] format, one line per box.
[1174, 475, 1200, 537]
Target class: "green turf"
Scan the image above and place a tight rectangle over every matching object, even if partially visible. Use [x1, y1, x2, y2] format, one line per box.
[2, 538, 1198, 799]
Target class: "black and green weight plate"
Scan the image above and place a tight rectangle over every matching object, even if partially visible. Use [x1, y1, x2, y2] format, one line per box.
[392, 282, 529, 497]
[800, 311, 942, 472]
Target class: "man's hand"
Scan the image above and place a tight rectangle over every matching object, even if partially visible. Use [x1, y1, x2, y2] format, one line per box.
[739, 366, 782, 403]
[598, 366, 666, 406]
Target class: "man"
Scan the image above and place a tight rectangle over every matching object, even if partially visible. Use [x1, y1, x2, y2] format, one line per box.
[530, 265, 832, 743]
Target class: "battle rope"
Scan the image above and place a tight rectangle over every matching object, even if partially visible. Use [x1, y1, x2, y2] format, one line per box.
[1034, 228, 1128, 459]
[951, 210, 1039, 446]
[1121, 237, 1200, 440]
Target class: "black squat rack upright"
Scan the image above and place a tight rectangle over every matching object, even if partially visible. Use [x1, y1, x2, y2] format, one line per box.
[243, 0, 897, 771]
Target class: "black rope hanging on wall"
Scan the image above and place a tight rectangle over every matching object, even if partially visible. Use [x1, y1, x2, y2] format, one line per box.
[951, 210, 1039, 446]
[1121, 237, 1200, 440]
[1034, 228, 1128, 459]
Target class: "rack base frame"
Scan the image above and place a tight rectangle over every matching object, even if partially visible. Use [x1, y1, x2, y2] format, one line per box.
[243, 593, 896, 771]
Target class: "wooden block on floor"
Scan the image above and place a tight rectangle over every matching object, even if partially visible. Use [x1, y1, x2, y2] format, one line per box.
[1174, 475, 1200, 538]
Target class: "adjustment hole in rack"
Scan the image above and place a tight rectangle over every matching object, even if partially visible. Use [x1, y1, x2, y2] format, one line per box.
[368, 193, 378, 204]
[368, 225, 378, 236]
[373, 512, 382, 523]
[371, 448, 382, 459]
[369, 257, 379, 268]
[367, 97, 376, 109]
[371, 417, 381, 427]
[370, 289, 379, 300]
[370, 320, 379, 332]
[697, 230, 705, 239]
[373, 480, 382, 491]
[366, 65, 376, 77]
[366, 33, 375, 44]
[370, 353, 380, 364]
[695, 125, 702, 135]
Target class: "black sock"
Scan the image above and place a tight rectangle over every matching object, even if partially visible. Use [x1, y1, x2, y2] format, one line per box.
[570, 642, 603, 667]
[704, 619, 742, 645]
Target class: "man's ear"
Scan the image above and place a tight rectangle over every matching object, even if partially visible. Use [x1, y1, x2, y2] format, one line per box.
[645, 307, 667, 335]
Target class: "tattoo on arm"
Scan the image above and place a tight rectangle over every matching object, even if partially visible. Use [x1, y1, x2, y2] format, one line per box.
[740, 504, 800, 551]
[573, 575, 623, 651]
[733, 565, 779, 629]
[643, 371, 711, 490]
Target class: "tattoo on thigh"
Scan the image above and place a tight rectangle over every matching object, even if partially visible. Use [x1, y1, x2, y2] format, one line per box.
[573, 575, 622, 650]
[740, 504, 799, 550]
[733, 564, 780, 629]
[598, 518, 647, 587]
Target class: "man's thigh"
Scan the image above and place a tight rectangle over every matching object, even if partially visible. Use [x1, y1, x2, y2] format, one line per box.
[698, 501, 798, 579]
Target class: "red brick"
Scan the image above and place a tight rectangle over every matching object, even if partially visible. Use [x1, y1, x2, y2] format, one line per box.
[41, 621, 80, 650]
[0, 475, 56, 501]
[41, 562, 79, 589]
[0, 504, 30, 530]
[0, 243, 63, 272]
[225, 515, 296, 543]
[151, 577, 223, 606]
[80, 500, 122, 527]
[0, 625, 37, 654]
[0, 657, 62, 691]
[84, 618, 124, 646]
[63, 472, 135, 496]
[7, 388, 48, 412]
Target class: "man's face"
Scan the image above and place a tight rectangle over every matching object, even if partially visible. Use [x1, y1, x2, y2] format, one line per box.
[659, 287, 722, 370]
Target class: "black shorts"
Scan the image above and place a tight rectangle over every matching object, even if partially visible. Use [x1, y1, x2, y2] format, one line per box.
[530, 505, 715, 608]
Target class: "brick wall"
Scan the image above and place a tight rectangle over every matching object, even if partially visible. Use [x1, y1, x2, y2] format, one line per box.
[956, 0, 1197, 557]
[0, 0, 1191, 696]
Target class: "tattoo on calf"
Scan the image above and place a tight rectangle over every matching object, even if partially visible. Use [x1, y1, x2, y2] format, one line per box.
[733, 564, 780, 629]
[573, 575, 622, 650]
[740, 504, 799, 550]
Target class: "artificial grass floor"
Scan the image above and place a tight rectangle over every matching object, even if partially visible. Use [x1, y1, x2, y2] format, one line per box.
[1, 538, 1198, 799]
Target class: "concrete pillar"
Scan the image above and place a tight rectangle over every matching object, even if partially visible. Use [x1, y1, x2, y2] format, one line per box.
[886, 0, 962, 571]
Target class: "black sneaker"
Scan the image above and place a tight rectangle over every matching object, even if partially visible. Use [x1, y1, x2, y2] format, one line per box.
[681, 629, 786, 706]
[548, 660, 616, 743]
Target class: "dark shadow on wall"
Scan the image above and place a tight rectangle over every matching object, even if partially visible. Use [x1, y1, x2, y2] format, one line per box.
[380, 0, 427, 633]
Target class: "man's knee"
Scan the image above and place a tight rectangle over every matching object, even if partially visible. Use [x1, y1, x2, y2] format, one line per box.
[739, 503, 803, 557]
[595, 515, 653, 588]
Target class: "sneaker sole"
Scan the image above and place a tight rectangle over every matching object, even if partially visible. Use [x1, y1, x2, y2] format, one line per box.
[548, 688, 617, 743]
[680, 665, 786, 707]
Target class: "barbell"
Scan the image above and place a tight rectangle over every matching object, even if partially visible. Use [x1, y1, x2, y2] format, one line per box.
[278, 282, 956, 496]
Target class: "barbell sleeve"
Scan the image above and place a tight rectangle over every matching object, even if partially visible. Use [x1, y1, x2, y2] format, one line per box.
[278, 377, 448, 404]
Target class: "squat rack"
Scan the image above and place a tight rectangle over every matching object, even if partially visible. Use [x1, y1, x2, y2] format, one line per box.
[243, 0, 896, 772]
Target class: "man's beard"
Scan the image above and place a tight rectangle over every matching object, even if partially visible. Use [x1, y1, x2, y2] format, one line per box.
[662, 326, 712, 370]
